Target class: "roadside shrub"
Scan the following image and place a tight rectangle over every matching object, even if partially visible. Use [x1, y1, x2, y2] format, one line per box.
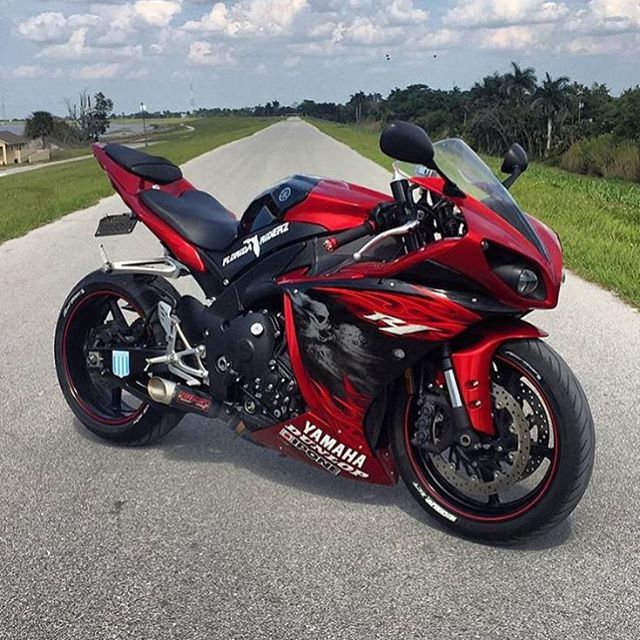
[604, 141, 640, 182]
[560, 135, 640, 182]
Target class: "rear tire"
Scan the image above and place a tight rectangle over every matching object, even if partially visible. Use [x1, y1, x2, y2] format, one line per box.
[391, 339, 595, 541]
[54, 271, 183, 446]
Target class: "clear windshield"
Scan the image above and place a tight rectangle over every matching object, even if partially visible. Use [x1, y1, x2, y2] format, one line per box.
[394, 138, 546, 257]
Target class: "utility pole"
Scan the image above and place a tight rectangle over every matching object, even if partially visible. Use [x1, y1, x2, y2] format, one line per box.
[190, 80, 196, 114]
[577, 89, 584, 126]
[140, 101, 148, 147]
[0, 78, 5, 122]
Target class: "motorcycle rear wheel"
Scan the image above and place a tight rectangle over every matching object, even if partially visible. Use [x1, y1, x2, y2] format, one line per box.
[392, 339, 595, 541]
[54, 271, 183, 446]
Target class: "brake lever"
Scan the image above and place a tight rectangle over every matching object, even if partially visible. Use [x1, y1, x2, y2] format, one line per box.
[353, 220, 420, 261]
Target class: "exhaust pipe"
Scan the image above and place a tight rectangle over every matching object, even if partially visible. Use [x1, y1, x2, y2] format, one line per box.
[148, 377, 178, 405]
[147, 377, 222, 418]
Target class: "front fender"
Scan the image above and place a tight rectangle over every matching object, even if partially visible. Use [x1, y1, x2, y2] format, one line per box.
[451, 319, 548, 435]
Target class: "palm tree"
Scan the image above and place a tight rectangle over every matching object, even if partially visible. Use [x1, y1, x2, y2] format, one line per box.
[470, 73, 506, 107]
[534, 72, 573, 154]
[503, 62, 538, 101]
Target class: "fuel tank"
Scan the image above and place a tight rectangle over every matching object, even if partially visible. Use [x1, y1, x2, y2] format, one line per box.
[239, 175, 391, 236]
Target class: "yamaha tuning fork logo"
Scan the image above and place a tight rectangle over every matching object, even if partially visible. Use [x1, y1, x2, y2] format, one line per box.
[278, 187, 292, 203]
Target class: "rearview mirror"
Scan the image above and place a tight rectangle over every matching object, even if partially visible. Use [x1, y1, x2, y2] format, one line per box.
[501, 143, 529, 189]
[380, 121, 436, 169]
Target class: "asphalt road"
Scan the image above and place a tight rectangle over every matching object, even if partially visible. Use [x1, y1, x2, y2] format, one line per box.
[1, 120, 638, 639]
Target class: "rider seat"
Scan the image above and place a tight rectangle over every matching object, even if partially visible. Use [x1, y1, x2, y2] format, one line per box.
[140, 189, 239, 252]
[104, 144, 183, 184]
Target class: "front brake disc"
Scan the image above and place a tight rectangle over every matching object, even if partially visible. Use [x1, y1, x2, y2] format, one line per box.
[431, 383, 531, 497]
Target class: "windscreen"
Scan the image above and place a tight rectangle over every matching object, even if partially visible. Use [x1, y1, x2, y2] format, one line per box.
[399, 138, 547, 258]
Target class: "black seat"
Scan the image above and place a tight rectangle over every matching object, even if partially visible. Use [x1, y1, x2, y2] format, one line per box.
[140, 189, 239, 251]
[104, 144, 182, 184]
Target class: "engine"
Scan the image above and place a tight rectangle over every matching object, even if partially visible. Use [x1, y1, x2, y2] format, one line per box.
[178, 300, 303, 429]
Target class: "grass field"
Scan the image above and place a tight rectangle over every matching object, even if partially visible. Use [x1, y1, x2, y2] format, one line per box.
[0, 117, 276, 245]
[312, 120, 640, 308]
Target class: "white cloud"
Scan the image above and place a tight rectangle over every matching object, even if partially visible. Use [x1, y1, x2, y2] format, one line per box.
[35, 28, 143, 60]
[11, 0, 640, 110]
[339, 16, 403, 45]
[385, 0, 429, 25]
[182, 0, 308, 36]
[419, 28, 461, 49]
[298, 0, 430, 54]
[444, 0, 568, 28]
[12, 64, 47, 79]
[474, 24, 544, 50]
[73, 63, 122, 79]
[563, 32, 638, 54]
[17, 11, 100, 43]
[569, 0, 640, 34]
[18, 2, 182, 53]
[134, 0, 182, 27]
[36, 28, 88, 59]
[187, 40, 236, 65]
[18, 12, 67, 43]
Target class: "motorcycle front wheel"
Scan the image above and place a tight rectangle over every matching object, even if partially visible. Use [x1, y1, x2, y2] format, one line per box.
[392, 339, 595, 541]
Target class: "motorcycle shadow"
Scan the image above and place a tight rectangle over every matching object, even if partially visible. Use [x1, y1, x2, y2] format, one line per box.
[74, 415, 572, 549]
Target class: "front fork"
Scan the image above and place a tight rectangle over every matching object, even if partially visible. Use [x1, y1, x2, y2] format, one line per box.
[440, 343, 484, 446]
[441, 320, 548, 437]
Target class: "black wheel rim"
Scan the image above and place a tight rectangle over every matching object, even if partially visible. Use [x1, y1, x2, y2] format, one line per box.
[405, 353, 559, 522]
[62, 290, 148, 426]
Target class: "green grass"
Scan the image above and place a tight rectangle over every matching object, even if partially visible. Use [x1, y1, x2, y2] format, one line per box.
[312, 120, 640, 308]
[0, 117, 276, 244]
[50, 147, 94, 161]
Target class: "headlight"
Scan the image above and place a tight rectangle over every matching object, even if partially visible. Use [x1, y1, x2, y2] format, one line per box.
[517, 269, 539, 296]
[493, 265, 541, 299]
[484, 242, 546, 300]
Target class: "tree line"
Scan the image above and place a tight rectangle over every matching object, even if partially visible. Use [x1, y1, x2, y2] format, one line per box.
[247, 62, 640, 181]
[248, 63, 638, 162]
[21, 63, 640, 182]
[25, 91, 113, 147]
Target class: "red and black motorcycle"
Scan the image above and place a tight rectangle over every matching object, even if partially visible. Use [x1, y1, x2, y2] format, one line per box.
[55, 121, 595, 540]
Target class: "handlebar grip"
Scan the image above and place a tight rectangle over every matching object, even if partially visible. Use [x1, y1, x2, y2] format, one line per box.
[323, 221, 375, 253]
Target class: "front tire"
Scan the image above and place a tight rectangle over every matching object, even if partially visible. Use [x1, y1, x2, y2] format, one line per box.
[392, 339, 595, 541]
[54, 271, 183, 446]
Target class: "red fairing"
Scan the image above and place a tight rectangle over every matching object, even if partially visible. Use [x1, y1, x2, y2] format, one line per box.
[451, 320, 548, 435]
[92, 144, 206, 273]
[315, 286, 482, 342]
[252, 284, 483, 482]
[250, 294, 398, 485]
[303, 175, 563, 311]
[411, 176, 563, 309]
[251, 296, 398, 484]
[284, 178, 392, 232]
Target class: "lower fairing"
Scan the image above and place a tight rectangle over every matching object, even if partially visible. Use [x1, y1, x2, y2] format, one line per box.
[250, 284, 481, 484]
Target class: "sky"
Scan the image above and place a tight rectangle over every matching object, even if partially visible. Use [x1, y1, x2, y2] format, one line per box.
[0, 0, 639, 118]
